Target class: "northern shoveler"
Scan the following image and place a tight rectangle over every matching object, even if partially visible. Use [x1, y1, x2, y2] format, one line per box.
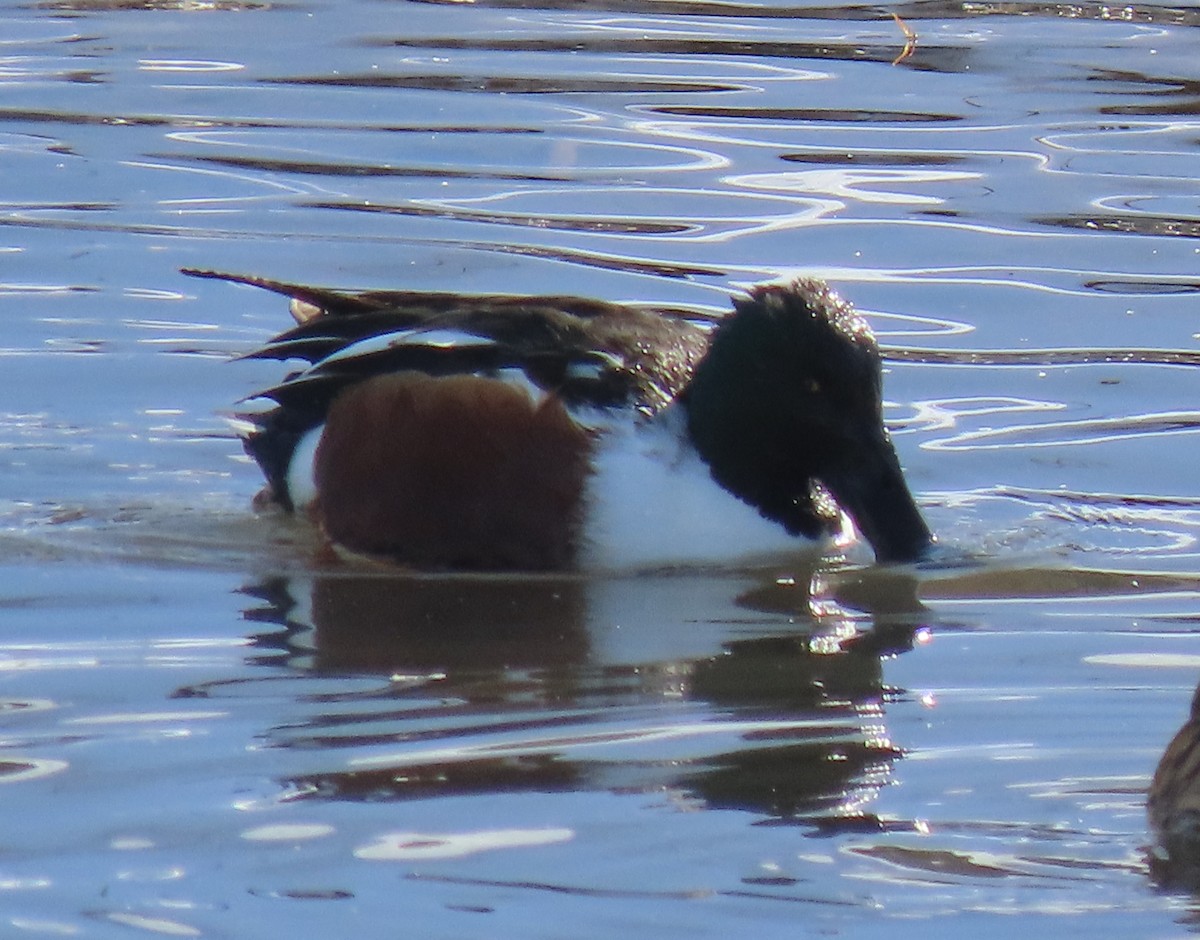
[188, 269, 934, 571]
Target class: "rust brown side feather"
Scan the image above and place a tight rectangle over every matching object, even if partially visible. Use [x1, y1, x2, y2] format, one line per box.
[312, 372, 593, 570]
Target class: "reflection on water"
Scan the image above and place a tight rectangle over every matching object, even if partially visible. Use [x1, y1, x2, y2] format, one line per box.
[0, 554, 1172, 931]
[222, 569, 918, 828]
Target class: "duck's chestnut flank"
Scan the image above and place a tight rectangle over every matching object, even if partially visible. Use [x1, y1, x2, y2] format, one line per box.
[188, 268, 934, 570]
[314, 371, 592, 570]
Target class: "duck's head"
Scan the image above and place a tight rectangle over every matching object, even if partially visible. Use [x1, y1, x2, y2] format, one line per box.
[684, 278, 934, 564]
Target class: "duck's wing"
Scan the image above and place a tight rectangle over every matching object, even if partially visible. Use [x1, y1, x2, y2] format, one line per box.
[186, 268, 533, 322]
[186, 267, 704, 331]
[183, 269, 392, 321]
[194, 269, 712, 412]
[196, 270, 715, 503]
[246, 302, 708, 416]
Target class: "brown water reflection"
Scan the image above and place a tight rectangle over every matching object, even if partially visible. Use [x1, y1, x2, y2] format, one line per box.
[245, 574, 591, 672]
[217, 568, 925, 829]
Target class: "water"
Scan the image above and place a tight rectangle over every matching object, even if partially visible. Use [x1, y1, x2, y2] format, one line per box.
[2, 0, 1200, 934]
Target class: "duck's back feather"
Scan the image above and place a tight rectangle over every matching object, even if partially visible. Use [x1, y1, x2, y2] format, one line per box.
[189, 269, 713, 509]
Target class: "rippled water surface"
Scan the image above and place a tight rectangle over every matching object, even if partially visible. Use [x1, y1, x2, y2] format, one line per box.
[4, 0, 1200, 934]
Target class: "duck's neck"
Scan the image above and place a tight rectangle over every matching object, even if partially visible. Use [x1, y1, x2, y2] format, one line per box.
[682, 355, 840, 542]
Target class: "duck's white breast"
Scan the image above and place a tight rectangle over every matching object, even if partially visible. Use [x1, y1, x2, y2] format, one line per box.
[579, 406, 840, 571]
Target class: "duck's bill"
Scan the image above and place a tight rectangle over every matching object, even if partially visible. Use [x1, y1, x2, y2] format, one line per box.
[826, 440, 934, 565]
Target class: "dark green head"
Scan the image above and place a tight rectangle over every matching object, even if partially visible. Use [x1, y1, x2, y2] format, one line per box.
[684, 278, 933, 564]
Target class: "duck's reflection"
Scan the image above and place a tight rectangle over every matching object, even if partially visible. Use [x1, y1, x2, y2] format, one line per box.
[244, 573, 590, 672]
[231, 563, 927, 829]
[1149, 682, 1200, 887]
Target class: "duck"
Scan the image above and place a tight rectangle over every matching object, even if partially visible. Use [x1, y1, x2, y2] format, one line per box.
[186, 269, 934, 571]
[1148, 683, 1200, 883]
